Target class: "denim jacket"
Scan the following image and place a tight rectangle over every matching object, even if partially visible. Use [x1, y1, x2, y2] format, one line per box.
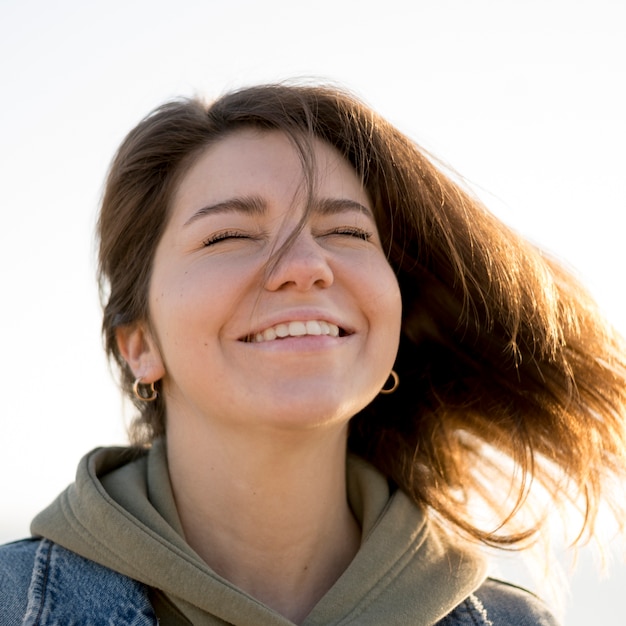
[0, 538, 558, 626]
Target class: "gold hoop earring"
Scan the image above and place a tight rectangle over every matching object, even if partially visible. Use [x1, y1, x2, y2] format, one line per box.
[133, 378, 158, 402]
[380, 370, 399, 394]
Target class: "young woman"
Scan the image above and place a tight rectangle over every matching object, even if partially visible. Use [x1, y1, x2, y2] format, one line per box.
[2, 83, 625, 625]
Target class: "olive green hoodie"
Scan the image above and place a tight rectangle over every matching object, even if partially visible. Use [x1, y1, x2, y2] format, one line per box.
[31, 440, 486, 625]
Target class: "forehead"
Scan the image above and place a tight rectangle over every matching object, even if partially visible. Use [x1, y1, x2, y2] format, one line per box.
[171, 129, 368, 220]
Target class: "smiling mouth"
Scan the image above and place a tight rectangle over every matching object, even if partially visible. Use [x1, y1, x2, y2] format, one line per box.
[243, 320, 348, 343]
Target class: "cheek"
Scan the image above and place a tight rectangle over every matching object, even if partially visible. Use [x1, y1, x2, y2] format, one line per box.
[365, 261, 402, 325]
[148, 259, 257, 347]
[148, 271, 210, 354]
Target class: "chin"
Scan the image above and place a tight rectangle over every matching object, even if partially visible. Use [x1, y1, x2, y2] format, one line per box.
[260, 393, 371, 432]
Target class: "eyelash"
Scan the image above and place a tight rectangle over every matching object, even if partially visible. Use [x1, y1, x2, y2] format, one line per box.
[328, 227, 373, 241]
[201, 226, 373, 247]
[202, 230, 249, 247]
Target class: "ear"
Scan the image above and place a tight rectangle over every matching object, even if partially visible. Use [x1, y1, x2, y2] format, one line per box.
[116, 322, 165, 383]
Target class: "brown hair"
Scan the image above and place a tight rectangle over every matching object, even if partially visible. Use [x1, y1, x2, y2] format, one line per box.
[97, 82, 626, 546]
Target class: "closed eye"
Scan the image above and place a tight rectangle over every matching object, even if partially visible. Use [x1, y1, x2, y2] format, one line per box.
[328, 227, 373, 241]
[202, 230, 250, 247]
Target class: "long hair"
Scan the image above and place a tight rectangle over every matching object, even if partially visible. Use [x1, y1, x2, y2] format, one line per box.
[97, 82, 626, 546]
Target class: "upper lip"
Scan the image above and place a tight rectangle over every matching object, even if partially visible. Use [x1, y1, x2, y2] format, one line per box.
[239, 311, 353, 342]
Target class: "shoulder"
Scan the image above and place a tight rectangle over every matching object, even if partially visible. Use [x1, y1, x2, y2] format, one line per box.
[0, 538, 39, 623]
[476, 578, 559, 625]
[0, 537, 157, 625]
[438, 578, 560, 626]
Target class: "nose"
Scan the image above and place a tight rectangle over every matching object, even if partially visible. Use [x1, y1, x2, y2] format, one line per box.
[264, 231, 334, 292]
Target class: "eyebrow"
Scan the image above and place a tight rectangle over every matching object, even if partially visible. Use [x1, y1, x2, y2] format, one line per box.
[315, 198, 373, 218]
[184, 196, 266, 226]
[184, 195, 373, 226]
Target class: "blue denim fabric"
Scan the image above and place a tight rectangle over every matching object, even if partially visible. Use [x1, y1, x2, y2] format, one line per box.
[473, 579, 559, 626]
[0, 539, 34, 625]
[0, 538, 156, 625]
[0, 538, 558, 625]
[440, 580, 559, 625]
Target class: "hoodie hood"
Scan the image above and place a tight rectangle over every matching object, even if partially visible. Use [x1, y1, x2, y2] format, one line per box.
[31, 440, 486, 625]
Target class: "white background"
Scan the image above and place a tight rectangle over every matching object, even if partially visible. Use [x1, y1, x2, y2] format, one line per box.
[1, 1, 625, 623]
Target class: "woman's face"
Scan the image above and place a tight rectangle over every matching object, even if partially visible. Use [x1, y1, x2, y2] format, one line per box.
[134, 129, 402, 433]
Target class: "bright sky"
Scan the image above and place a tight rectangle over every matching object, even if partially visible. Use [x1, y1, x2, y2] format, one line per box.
[1, 1, 625, 623]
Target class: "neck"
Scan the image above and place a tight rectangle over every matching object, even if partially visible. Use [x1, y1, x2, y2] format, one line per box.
[166, 420, 361, 623]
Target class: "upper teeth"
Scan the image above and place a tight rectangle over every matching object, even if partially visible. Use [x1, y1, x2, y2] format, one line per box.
[252, 320, 340, 343]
